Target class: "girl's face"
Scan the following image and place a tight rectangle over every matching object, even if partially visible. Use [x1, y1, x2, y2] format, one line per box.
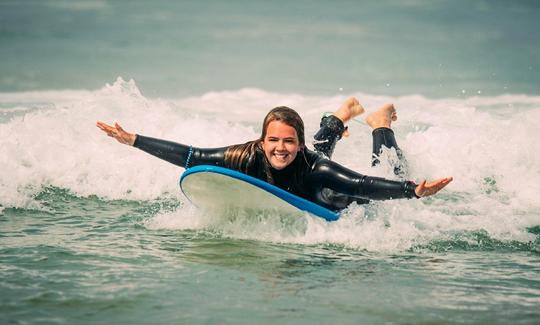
[261, 120, 301, 170]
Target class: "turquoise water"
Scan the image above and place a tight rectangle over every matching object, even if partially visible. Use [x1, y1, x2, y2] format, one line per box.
[2, 188, 539, 324]
[0, 188, 540, 324]
[2, 1, 540, 324]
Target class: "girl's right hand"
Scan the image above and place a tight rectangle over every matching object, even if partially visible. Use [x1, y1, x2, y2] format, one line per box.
[96, 121, 136, 146]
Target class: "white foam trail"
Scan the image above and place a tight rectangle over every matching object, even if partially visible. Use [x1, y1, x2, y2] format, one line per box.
[1, 77, 539, 251]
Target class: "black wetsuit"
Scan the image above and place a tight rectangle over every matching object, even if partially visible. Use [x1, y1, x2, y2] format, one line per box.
[133, 116, 418, 211]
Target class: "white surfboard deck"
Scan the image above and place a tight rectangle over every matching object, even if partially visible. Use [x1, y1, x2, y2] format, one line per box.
[180, 165, 339, 221]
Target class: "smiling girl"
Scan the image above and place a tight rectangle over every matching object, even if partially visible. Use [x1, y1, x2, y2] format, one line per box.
[97, 98, 452, 211]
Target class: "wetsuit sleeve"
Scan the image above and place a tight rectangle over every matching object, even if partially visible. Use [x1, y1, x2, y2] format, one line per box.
[310, 158, 418, 200]
[133, 134, 227, 168]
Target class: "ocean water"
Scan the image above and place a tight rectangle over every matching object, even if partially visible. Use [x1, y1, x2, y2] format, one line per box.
[1, 1, 540, 324]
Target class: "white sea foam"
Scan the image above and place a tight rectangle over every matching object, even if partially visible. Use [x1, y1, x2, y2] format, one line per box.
[1, 78, 539, 251]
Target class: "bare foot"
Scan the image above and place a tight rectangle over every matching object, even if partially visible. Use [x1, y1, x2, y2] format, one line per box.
[365, 103, 398, 129]
[333, 97, 365, 124]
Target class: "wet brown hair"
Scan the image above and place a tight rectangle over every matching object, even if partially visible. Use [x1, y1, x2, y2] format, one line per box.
[224, 106, 305, 179]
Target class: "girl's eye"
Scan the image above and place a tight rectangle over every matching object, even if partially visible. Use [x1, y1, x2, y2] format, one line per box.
[266, 137, 296, 144]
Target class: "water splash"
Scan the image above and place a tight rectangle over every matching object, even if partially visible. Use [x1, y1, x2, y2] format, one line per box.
[1, 78, 539, 252]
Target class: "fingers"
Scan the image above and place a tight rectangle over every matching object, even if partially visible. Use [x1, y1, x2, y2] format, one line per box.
[96, 121, 110, 131]
[97, 121, 135, 146]
[97, 121, 115, 133]
[427, 179, 446, 194]
[97, 121, 123, 140]
[97, 124, 114, 137]
[115, 122, 125, 133]
[434, 177, 453, 190]
[114, 123, 126, 138]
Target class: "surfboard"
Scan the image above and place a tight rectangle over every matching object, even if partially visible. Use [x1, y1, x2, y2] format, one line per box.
[179, 165, 339, 221]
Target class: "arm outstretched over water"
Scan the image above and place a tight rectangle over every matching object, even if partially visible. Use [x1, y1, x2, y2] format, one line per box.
[96, 121, 226, 167]
[96, 120, 452, 199]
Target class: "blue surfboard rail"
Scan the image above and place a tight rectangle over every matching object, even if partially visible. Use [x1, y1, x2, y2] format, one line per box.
[179, 165, 340, 222]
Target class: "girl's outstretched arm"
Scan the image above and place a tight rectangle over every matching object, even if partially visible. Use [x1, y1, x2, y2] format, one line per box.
[311, 158, 452, 200]
[96, 121, 226, 168]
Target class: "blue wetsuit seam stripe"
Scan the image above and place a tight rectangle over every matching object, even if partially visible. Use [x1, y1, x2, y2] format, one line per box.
[185, 145, 193, 169]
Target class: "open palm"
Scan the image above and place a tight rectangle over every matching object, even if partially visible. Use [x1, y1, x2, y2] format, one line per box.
[96, 121, 136, 146]
[414, 177, 453, 198]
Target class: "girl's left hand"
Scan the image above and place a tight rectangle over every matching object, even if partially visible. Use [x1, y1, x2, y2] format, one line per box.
[415, 177, 453, 198]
